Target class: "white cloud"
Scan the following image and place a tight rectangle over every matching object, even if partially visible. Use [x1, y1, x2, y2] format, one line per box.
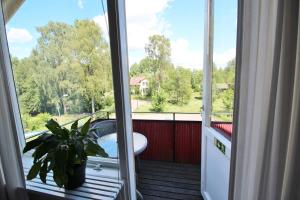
[93, 13, 109, 41]
[125, 0, 172, 51]
[93, 0, 235, 69]
[171, 38, 202, 69]
[94, 0, 172, 51]
[7, 28, 33, 44]
[213, 48, 236, 68]
[8, 45, 32, 58]
[171, 40, 235, 69]
[77, 0, 84, 9]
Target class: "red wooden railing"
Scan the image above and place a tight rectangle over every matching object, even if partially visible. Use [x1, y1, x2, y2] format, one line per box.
[132, 119, 202, 164]
[211, 122, 233, 137]
[25, 111, 232, 165]
[132, 119, 233, 164]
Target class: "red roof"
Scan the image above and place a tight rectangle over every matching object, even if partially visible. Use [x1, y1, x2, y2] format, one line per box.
[130, 76, 146, 86]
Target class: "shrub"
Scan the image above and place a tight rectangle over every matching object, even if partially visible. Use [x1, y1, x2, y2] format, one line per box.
[22, 113, 52, 131]
[151, 90, 166, 112]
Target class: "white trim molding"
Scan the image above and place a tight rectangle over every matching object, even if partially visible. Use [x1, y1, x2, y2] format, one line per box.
[0, 1, 27, 199]
[107, 0, 137, 199]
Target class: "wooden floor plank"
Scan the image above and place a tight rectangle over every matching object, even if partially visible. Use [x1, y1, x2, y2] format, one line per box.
[141, 160, 199, 170]
[138, 183, 201, 196]
[139, 178, 200, 190]
[140, 170, 200, 181]
[140, 174, 200, 185]
[143, 194, 173, 200]
[138, 160, 203, 200]
[139, 188, 201, 200]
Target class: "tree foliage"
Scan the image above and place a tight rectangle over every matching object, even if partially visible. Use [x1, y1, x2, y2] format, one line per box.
[163, 67, 192, 104]
[12, 20, 113, 131]
[212, 59, 236, 112]
[151, 90, 167, 112]
[145, 35, 172, 90]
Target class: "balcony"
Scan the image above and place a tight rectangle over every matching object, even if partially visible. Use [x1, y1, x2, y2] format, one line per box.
[24, 111, 232, 200]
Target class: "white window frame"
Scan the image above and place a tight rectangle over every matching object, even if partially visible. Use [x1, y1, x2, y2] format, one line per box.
[201, 0, 237, 199]
[1, 0, 137, 199]
[107, 0, 137, 199]
[0, 1, 27, 199]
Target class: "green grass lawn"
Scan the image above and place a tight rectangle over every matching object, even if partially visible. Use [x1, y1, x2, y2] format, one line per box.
[133, 92, 233, 122]
[134, 92, 202, 113]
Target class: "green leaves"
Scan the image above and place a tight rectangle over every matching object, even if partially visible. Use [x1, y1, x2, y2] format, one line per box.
[23, 134, 47, 153]
[24, 118, 108, 188]
[45, 119, 61, 133]
[27, 161, 42, 180]
[80, 118, 91, 137]
[85, 139, 108, 157]
[39, 157, 49, 183]
[70, 120, 79, 136]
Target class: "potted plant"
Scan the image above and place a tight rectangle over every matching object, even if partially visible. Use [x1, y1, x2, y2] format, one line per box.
[23, 118, 108, 189]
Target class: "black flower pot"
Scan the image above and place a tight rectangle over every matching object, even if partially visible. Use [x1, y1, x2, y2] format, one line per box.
[65, 161, 86, 190]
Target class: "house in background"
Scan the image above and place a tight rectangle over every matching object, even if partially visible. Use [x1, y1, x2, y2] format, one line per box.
[216, 83, 229, 91]
[129, 76, 149, 96]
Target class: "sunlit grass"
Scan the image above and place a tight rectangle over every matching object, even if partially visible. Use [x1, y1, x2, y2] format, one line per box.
[134, 92, 202, 113]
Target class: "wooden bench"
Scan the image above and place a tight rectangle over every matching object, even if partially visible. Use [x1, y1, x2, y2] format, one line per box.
[24, 168, 123, 200]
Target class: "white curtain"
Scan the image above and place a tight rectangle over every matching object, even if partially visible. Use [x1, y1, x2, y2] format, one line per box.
[230, 0, 300, 199]
[0, 160, 7, 200]
[2, 0, 24, 22]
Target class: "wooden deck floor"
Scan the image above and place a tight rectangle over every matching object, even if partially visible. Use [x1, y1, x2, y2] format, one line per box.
[137, 160, 203, 200]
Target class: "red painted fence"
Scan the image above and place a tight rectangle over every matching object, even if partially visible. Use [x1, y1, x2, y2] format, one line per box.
[132, 120, 201, 164]
[211, 122, 233, 137]
[132, 119, 233, 164]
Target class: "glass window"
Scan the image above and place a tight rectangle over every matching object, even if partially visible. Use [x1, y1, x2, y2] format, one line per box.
[6, 0, 116, 142]
[211, 0, 237, 136]
[6, 0, 122, 174]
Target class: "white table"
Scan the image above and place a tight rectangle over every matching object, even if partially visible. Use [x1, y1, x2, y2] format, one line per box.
[97, 132, 148, 158]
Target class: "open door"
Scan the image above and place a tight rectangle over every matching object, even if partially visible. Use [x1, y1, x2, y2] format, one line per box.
[201, 0, 236, 199]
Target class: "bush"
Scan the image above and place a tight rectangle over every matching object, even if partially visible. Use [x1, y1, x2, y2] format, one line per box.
[151, 90, 166, 112]
[22, 113, 52, 132]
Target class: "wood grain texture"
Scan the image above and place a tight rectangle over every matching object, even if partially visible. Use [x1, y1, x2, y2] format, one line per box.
[211, 122, 233, 137]
[133, 120, 174, 161]
[175, 121, 201, 164]
[138, 160, 203, 200]
[132, 120, 202, 164]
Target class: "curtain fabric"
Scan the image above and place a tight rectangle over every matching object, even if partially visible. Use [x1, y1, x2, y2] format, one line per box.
[0, 160, 7, 200]
[231, 0, 300, 199]
[2, 0, 24, 22]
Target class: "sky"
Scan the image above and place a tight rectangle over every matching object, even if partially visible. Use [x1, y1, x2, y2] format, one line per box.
[6, 0, 237, 69]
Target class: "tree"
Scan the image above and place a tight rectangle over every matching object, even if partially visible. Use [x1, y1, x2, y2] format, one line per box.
[36, 22, 75, 115]
[191, 69, 203, 95]
[71, 20, 112, 113]
[151, 90, 167, 112]
[220, 88, 234, 110]
[130, 57, 154, 77]
[145, 35, 172, 90]
[12, 57, 42, 115]
[163, 67, 192, 104]
[212, 59, 236, 113]
[11, 20, 114, 121]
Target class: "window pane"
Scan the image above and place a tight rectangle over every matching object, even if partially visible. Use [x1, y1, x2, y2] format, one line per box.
[6, 0, 115, 141]
[211, 0, 237, 136]
[7, 0, 122, 179]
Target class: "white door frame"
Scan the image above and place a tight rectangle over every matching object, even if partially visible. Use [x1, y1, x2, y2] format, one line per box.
[201, 0, 214, 196]
[201, 0, 232, 199]
[0, 1, 27, 199]
[1, 0, 137, 199]
[107, 0, 137, 199]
